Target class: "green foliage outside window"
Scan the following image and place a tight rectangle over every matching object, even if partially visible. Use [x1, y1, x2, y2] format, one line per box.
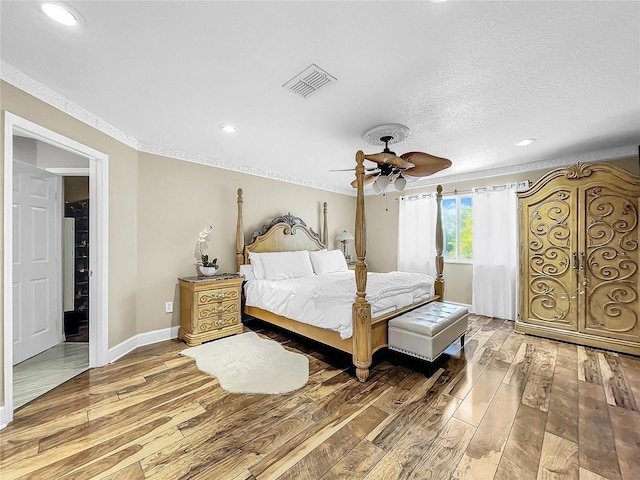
[460, 197, 473, 259]
[442, 196, 473, 260]
[442, 198, 457, 259]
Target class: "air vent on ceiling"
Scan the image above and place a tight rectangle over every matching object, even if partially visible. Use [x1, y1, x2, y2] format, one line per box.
[283, 64, 337, 98]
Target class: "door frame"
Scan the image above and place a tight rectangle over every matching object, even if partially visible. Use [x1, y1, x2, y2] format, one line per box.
[2, 112, 109, 427]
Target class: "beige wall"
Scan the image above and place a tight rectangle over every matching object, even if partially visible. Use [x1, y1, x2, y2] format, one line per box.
[0, 80, 357, 410]
[365, 157, 640, 305]
[1, 80, 140, 362]
[64, 176, 89, 202]
[135, 152, 356, 334]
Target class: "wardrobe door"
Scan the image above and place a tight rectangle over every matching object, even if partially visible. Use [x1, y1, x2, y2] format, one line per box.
[580, 183, 640, 342]
[521, 187, 580, 331]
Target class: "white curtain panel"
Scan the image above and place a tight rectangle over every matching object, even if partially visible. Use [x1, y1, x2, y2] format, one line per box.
[472, 188, 519, 320]
[398, 196, 437, 276]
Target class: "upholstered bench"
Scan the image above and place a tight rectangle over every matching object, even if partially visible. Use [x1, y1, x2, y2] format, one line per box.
[388, 302, 469, 362]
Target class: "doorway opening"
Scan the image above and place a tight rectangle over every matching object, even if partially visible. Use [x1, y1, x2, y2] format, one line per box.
[2, 112, 109, 427]
[63, 177, 90, 343]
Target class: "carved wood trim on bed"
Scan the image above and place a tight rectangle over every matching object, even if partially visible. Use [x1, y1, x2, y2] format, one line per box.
[434, 185, 444, 298]
[236, 152, 445, 382]
[353, 150, 372, 381]
[235, 189, 327, 271]
[236, 188, 245, 273]
[323, 202, 328, 247]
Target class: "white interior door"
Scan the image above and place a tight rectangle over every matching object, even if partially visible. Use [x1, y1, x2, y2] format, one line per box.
[12, 161, 62, 365]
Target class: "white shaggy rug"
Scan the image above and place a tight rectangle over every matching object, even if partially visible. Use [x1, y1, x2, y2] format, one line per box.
[181, 332, 309, 394]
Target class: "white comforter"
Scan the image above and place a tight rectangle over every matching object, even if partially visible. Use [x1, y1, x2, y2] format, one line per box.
[244, 271, 434, 339]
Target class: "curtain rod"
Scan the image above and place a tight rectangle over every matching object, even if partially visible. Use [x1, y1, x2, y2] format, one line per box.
[397, 180, 532, 201]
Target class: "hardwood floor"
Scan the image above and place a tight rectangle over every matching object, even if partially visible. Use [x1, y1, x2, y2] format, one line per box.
[1, 315, 638, 480]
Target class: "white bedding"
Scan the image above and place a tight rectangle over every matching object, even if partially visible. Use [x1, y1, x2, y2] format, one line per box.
[244, 271, 434, 339]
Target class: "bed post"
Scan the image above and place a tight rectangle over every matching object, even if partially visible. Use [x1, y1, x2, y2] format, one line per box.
[322, 202, 328, 247]
[236, 188, 244, 272]
[353, 150, 372, 382]
[434, 184, 444, 299]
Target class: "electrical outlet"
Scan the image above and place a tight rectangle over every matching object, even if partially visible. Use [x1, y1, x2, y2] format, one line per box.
[165, 301, 173, 313]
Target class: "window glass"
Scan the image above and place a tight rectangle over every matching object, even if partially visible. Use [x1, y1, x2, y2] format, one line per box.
[442, 198, 458, 259]
[460, 196, 473, 259]
[442, 196, 473, 260]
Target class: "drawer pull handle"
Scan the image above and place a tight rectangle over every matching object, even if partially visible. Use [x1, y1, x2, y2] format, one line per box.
[215, 293, 225, 300]
[217, 306, 224, 313]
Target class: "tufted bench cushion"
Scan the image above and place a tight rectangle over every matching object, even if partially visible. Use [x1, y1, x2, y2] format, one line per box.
[388, 302, 469, 362]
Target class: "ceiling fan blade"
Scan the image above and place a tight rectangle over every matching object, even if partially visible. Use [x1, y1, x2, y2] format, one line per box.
[401, 152, 452, 177]
[364, 152, 414, 169]
[351, 173, 377, 188]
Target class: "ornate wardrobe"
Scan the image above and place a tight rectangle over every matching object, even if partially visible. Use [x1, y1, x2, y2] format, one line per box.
[516, 162, 640, 355]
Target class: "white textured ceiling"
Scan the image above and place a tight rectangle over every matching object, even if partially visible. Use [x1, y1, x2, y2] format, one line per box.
[1, 1, 638, 194]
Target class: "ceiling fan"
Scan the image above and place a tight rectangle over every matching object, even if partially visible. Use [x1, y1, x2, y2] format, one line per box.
[351, 135, 452, 193]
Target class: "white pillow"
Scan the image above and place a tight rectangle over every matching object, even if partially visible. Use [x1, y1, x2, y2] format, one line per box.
[239, 264, 256, 281]
[309, 249, 349, 275]
[255, 251, 316, 281]
[248, 252, 266, 279]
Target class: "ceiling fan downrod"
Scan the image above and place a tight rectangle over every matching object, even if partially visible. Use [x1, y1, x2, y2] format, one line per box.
[379, 135, 396, 155]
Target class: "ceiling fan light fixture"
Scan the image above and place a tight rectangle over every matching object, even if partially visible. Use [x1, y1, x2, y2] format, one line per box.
[375, 174, 390, 190]
[372, 181, 383, 194]
[394, 175, 407, 192]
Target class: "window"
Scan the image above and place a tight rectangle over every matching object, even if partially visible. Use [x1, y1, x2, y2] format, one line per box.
[442, 196, 473, 260]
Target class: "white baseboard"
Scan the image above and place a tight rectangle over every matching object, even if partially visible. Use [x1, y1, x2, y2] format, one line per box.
[108, 326, 180, 363]
[0, 406, 8, 430]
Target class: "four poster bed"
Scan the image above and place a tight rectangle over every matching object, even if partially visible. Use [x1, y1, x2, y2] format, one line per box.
[235, 150, 445, 382]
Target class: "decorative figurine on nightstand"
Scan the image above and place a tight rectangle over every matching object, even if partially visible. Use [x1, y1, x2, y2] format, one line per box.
[195, 224, 219, 276]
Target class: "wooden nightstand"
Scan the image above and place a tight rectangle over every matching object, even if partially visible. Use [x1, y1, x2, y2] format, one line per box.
[347, 262, 357, 270]
[178, 274, 243, 346]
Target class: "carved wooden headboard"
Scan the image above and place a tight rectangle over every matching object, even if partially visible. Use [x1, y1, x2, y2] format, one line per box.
[235, 188, 328, 271]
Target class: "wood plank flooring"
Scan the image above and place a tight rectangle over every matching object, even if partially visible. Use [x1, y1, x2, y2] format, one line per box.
[1, 315, 639, 480]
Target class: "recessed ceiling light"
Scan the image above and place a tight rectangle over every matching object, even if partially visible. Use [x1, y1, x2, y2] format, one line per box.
[219, 124, 237, 133]
[515, 138, 536, 146]
[41, 3, 78, 26]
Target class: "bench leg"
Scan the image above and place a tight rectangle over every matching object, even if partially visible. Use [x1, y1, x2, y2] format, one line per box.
[461, 333, 465, 347]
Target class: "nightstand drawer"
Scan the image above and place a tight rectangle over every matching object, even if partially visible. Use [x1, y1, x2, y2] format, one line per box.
[197, 312, 240, 332]
[197, 300, 238, 319]
[197, 287, 239, 305]
[179, 274, 244, 346]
